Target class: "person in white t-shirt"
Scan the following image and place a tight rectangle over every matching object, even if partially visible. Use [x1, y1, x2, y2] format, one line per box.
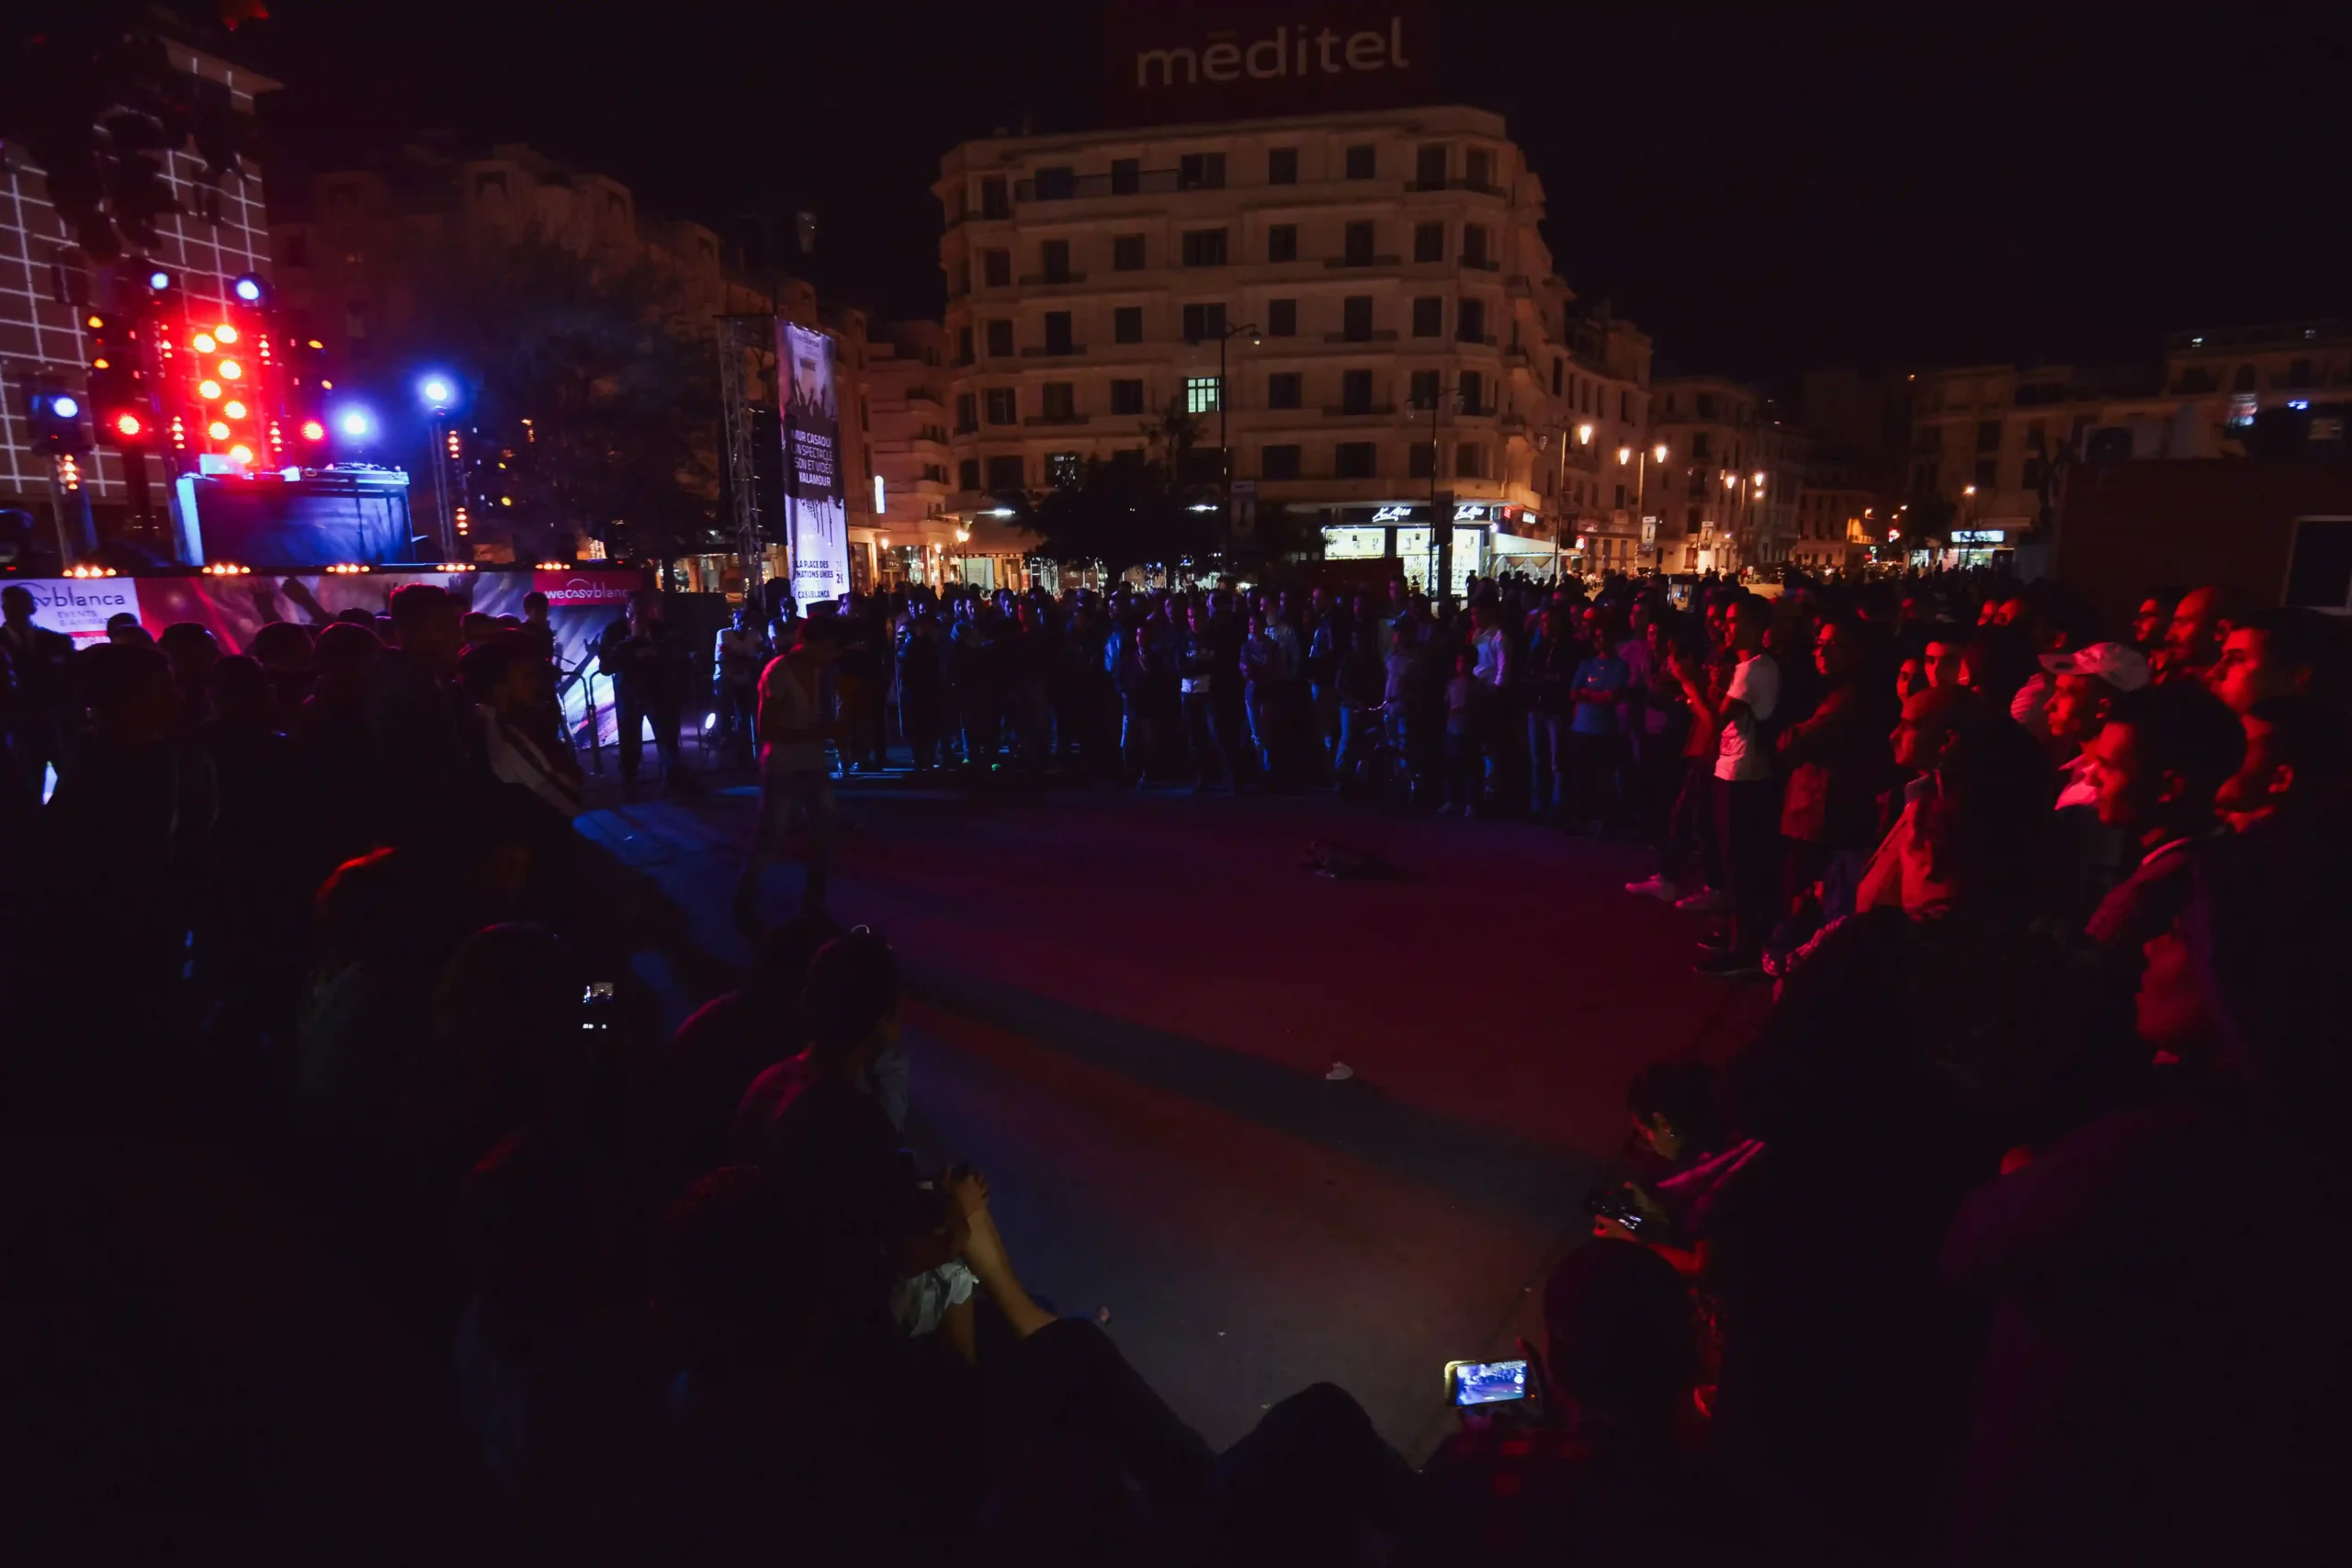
[1695, 594, 1781, 976]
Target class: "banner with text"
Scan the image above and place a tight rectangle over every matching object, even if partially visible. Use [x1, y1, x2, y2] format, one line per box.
[778, 321, 850, 608]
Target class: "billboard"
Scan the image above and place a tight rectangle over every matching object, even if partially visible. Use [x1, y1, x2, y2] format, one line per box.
[1104, 4, 1435, 127]
[778, 321, 849, 608]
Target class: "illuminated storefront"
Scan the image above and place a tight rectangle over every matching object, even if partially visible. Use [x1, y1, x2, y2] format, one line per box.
[1317, 500, 1554, 598]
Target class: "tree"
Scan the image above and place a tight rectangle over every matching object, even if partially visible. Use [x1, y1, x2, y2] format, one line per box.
[1023, 399, 1324, 581]
[1, 8, 262, 260]
[387, 238, 722, 565]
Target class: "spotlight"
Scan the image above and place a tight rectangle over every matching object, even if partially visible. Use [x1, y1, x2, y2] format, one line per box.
[232, 275, 266, 304]
[300, 419, 326, 441]
[148, 268, 173, 291]
[51, 394, 80, 419]
[418, 374, 458, 410]
[208, 421, 231, 439]
[335, 408, 375, 439]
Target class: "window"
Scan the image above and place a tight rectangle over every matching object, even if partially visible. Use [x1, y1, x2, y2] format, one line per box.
[1459, 369, 1484, 412]
[1268, 372, 1303, 409]
[1456, 298, 1486, 343]
[1550, 359, 1563, 396]
[1465, 147, 1495, 190]
[1267, 298, 1298, 337]
[953, 258, 969, 296]
[1114, 306, 1143, 344]
[1268, 147, 1298, 185]
[1182, 301, 1228, 342]
[1413, 220, 1444, 263]
[1178, 152, 1226, 189]
[1615, 484, 1628, 510]
[1695, 392, 1718, 419]
[1181, 228, 1229, 267]
[1620, 389, 1632, 423]
[1690, 431, 1713, 460]
[1113, 233, 1145, 271]
[2233, 363, 2257, 392]
[984, 388, 1016, 424]
[1973, 457, 1998, 490]
[1336, 441, 1377, 477]
[979, 177, 1009, 219]
[1262, 444, 1302, 479]
[1342, 295, 1374, 341]
[1044, 310, 1074, 354]
[1976, 420, 2002, 453]
[2021, 457, 2046, 489]
[1344, 220, 1374, 265]
[1455, 443, 1485, 479]
[954, 392, 976, 432]
[1041, 240, 1072, 282]
[1034, 165, 1075, 199]
[1043, 383, 1076, 421]
[1462, 224, 1490, 265]
[1408, 442, 1435, 478]
[1340, 368, 1374, 414]
[956, 325, 974, 365]
[1411, 297, 1442, 337]
[957, 457, 980, 491]
[1268, 223, 1298, 263]
[1344, 143, 1376, 179]
[985, 319, 1013, 357]
[1415, 142, 1447, 186]
[1110, 378, 1146, 415]
[1048, 452, 1083, 487]
[1111, 158, 1139, 195]
[1185, 376, 1223, 414]
[984, 454, 1024, 491]
[1409, 369, 1440, 409]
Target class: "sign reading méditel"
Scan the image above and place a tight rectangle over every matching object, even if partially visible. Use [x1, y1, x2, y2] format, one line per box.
[1104, 5, 1434, 127]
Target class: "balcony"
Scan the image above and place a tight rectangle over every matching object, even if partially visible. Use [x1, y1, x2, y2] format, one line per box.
[1022, 412, 1091, 427]
[1461, 255, 1501, 272]
[1502, 347, 1532, 368]
[1019, 344, 1087, 357]
[1505, 274, 1532, 297]
[1017, 272, 1087, 287]
[905, 388, 944, 409]
[1454, 333, 1499, 347]
[1405, 178, 1505, 196]
[1321, 404, 1397, 418]
[1499, 413, 1528, 435]
[1323, 329, 1400, 344]
[1323, 254, 1401, 269]
[1014, 168, 1185, 201]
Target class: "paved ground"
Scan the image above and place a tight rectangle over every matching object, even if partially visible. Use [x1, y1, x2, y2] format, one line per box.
[580, 762, 1769, 1460]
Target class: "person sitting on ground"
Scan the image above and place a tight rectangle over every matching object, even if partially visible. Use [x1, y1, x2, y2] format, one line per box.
[648, 914, 840, 1199]
[1419, 1242, 1723, 1564]
[732, 931, 967, 1351]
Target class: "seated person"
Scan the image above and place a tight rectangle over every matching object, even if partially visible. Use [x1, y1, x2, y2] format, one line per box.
[1420, 1242, 1722, 1563]
[732, 931, 965, 1350]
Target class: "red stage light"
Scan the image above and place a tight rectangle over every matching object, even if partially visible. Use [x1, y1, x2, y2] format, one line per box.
[300, 419, 326, 441]
[114, 412, 143, 437]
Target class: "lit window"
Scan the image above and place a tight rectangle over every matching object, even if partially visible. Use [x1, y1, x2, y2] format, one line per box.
[1185, 376, 1222, 414]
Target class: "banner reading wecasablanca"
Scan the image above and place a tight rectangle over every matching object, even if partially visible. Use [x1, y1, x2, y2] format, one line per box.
[778, 320, 850, 608]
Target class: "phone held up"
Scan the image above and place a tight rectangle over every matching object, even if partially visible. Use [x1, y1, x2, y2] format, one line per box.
[1445, 1358, 1529, 1409]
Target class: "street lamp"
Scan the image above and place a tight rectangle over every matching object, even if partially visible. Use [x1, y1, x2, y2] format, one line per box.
[417, 373, 462, 558]
[1212, 321, 1259, 565]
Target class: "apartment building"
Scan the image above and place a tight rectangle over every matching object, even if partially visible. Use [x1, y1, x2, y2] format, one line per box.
[933, 104, 1643, 591]
[1909, 320, 2352, 558]
[0, 39, 278, 536]
[866, 320, 1027, 588]
[1649, 376, 1805, 572]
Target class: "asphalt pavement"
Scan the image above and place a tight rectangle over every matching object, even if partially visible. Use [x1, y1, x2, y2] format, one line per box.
[579, 757, 1768, 1460]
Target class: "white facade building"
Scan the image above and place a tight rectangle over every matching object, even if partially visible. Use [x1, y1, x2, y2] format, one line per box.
[933, 105, 1646, 590]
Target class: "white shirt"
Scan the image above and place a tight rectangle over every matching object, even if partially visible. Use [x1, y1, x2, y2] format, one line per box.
[1714, 651, 1781, 783]
[2053, 751, 2098, 811]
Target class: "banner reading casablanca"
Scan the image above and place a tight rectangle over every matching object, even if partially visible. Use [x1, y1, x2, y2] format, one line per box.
[778, 320, 849, 608]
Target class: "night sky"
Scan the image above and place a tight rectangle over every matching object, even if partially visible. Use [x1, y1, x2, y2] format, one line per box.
[237, 3, 2350, 389]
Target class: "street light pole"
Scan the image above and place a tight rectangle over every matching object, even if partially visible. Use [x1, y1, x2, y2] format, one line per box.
[1216, 320, 1259, 569]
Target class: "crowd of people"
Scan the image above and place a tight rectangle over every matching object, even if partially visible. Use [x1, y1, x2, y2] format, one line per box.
[2, 558, 2347, 1563]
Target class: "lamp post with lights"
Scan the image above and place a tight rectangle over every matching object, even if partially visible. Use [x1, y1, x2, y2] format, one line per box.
[1212, 320, 1259, 566]
[1618, 439, 1668, 568]
[418, 374, 459, 558]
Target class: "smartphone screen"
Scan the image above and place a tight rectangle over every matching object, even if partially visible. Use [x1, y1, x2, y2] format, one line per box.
[1449, 1359, 1529, 1407]
[582, 980, 616, 1032]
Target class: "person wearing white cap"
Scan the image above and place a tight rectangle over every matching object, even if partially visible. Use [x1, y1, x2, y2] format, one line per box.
[2040, 641, 2153, 918]
[2040, 643, 2152, 808]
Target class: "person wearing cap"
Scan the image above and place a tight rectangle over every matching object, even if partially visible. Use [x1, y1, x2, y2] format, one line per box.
[2039, 643, 2152, 800]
